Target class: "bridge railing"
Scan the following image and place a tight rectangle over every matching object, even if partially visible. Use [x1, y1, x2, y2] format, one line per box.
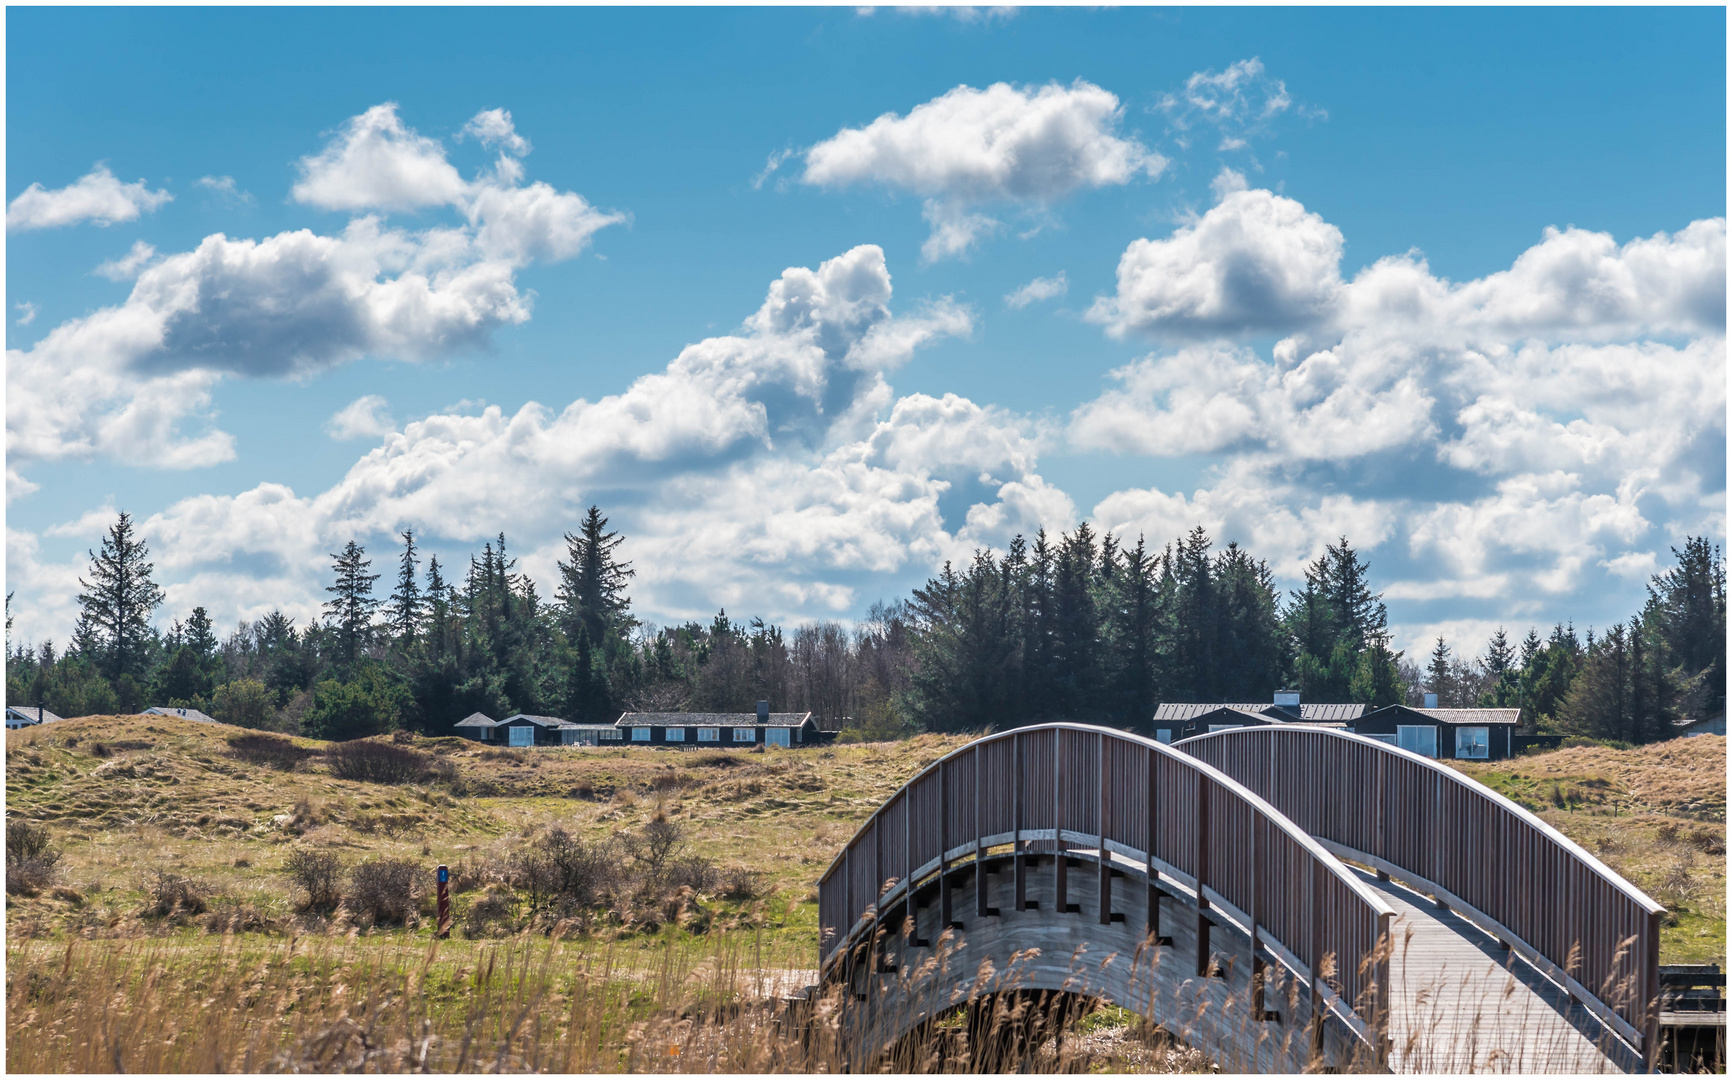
[1178, 725, 1666, 1056]
[817, 724, 1396, 1034]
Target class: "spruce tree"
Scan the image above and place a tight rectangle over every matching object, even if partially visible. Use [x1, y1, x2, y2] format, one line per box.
[386, 529, 422, 643]
[75, 511, 166, 683]
[185, 606, 218, 659]
[557, 507, 636, 647]
[324, 540, 380, 666]
[1426, 637, 1454, 706]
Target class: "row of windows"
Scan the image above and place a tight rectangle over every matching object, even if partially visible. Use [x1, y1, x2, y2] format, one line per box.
[1363, 725, 1489, 759]
[1149, 724, 1490, 759]
[630, 726, 770, 743]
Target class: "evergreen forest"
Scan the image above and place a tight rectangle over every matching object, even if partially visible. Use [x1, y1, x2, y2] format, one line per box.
[7, 508, 1725, 746]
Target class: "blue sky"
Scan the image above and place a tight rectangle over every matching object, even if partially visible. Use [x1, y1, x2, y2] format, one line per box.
[6, 6, 1726, 663]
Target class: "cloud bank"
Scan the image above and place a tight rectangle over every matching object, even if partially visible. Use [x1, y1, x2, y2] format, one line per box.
[6, 103, 625, 483]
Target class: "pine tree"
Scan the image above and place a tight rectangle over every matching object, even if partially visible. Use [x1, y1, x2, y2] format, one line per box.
[1646, 537, 1726, 722]
[1426, 637, 1454, 706]
[1103, 536, 1160, 731]
[1481, 627, 1519, 707]
[75, 511, 166, 683]
[185, 606, 218, 659]
[324, 540, 380, 665]
[557, 507, 636, 647]
[386, 529, 422, 643]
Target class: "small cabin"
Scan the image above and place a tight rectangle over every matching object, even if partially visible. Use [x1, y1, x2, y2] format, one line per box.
[5, 706, 64, 729]
[1151, 692, 1363, 744]
[144, 706, 218, 724]
[453, 712, 498, 740]
[614, 701, 819, 748]
[1351, 704, 1523, 760]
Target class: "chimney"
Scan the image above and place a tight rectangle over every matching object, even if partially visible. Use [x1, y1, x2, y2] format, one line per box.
[757, 700, 770, 723]
[1424, 692, 1438, 709]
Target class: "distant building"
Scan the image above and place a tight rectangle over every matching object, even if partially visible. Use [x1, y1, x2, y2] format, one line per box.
[453, 712, 498, 740]
[615, 701, 820, 747]
[1352, 704, 1523, 760]
[1152, 691, 1363, 744]
[1676, 714, 1726, 738]
[144, 706, 219, 724]
[5, 705, 64, 729]
[453, 711, 624, 746]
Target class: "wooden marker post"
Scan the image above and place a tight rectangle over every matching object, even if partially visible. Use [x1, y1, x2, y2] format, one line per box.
[436, 864, 451, 939]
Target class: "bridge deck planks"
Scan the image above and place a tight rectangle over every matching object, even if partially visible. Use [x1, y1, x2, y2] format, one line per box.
[1367, 871, 1632, 1074]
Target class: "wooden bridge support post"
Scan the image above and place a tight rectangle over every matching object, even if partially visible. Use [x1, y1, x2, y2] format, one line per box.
[976, 745, 997, 919]
[1098, 732, 1112, 925]
[939, 761, 954, 931]
[1054, 729, 1070, 914]
[1014, 734, 1030, 912]
[1196, 775, 1214, 977]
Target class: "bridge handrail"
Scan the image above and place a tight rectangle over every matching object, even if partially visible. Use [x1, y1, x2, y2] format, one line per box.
[1177, 725, 1666, 1056]
[817, 723, 1397, 1032]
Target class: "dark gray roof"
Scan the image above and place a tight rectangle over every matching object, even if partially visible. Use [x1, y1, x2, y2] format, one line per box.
[1155, 702, 1365, 724]
[500, 713, 575, 728]
[616, 711, 815, 728]
[453, 712, 496, 728]
[1375, 706, 1523, 726]
[145, 706, 218, 723]
[6, 706, 64, 725]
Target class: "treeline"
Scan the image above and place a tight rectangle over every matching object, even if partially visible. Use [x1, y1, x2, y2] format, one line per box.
[5, 510, 1724, 745]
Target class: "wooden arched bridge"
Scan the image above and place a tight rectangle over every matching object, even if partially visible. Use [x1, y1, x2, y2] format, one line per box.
[815, 724, 1666, 1073]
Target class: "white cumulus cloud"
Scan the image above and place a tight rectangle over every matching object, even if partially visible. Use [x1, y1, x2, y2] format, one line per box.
[94, 240, 158, 281]
[326, 395, 397, 440]
[802, 80, 1165, 259]
[1004, 271, 1068, 309]
[7, 164, 172, 231]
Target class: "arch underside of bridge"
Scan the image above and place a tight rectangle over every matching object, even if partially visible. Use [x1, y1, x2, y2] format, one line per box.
[830, 848, 1379, 1073]
[816, 723, 1657, 1073]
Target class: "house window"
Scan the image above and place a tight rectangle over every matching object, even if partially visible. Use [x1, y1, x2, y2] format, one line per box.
[1397, 725, 1438, 757]
[1155, 729, 1172, 744]
[1207, 724, 1236, 733]
[507, 725, 533, 748]
[1455, 727, 1489, 759]
[1365, 733, 1398, 746]
[600, 728, 622, 740]
[697, 727, 720, 742]
[632, 727, 651, 742]
[766, 727, 790, 748]
[733, 727, 756, 742]
[665, 727, 685, 742]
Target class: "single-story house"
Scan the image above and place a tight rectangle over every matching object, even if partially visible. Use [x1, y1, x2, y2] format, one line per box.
[614, 702, 820, 747]
[453, 712, 498, 740]
[145, 706, 218, 724]
[1152, 692, 1363, 744]
[5, 705, 64, 729]
[1351, 704, 1523, 760]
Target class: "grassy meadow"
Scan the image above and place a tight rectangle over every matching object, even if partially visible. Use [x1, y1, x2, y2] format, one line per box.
[4, 716, 1724, 1071]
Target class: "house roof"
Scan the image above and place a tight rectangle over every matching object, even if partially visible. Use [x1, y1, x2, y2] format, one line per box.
[5, 705, 64, 725]
[1365, 705, 1523, 726]
[453, 712, 497, 728]
[616, 711, 815, 728]
[500, 713, 576, 728]
[145, 706, 218, 723]
[1154, 702, 1365, 724]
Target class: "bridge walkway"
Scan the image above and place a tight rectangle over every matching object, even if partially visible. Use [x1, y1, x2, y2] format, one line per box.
[1367, 870, 1630, 1073]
